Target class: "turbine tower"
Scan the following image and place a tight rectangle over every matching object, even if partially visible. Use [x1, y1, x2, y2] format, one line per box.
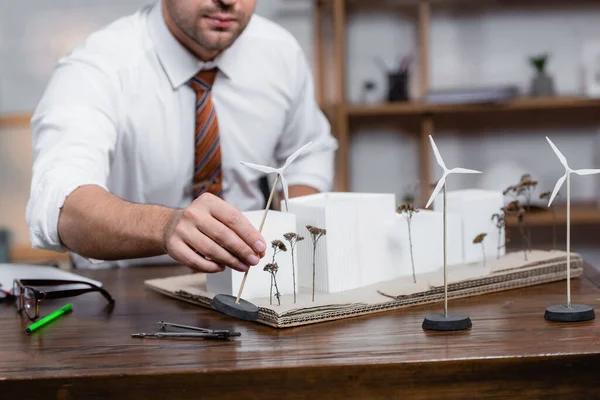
[543, 137, 598, 322]
[423, 135, 481, 331]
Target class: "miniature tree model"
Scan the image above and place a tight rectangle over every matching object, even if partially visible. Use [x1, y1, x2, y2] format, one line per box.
[491, 213, 505, 260]
[306, 225, 326, 302]
[283, 232, 304, 303]
[502, 185, 518, 201]
[396, 203, 419, 283]
[211, 142, 312, 321]
[264, 240, 287, 306]
[422, 135, 481, 331]
[539, 190, 557, 251]
[543, 137, 598, 322]
[472, 233, 487, 267]
[264, 263, 280, 306]
[518, 174, 538, 214]
[504, 174, 537, 253]
[517, 174, 538, 251]
[502, 200, 528, 260]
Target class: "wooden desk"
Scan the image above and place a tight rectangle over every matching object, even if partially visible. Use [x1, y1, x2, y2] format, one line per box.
[2, 264, 600, 399]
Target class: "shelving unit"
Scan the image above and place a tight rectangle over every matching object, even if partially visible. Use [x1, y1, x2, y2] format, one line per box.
[347, 97, 600, 117]
[3, 1, 600, 230]
[310, 0, 600, 228]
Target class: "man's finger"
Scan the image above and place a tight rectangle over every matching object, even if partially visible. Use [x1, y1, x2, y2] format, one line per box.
[200, 193, 266, 255]
[172, 241, 225, 273]
[194, 216, 260, 268]
[182, 224, 250, 272]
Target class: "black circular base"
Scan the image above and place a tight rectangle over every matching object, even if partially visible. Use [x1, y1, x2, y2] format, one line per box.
[422, 312, 472, 331]
[211, 294, 259, 321]
[544, 304, 595, 323]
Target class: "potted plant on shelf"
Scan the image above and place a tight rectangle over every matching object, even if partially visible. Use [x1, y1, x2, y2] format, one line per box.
[529, 53, 555, 97]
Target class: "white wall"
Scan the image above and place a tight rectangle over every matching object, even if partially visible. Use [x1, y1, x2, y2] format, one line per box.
[2, 0, 600, 245]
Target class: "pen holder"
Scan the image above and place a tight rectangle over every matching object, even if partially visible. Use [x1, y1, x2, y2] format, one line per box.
[387, 72, 409, 102]
[0, 228, 10, 263]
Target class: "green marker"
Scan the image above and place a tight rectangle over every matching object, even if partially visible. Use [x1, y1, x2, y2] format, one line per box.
[25, 303, 73, 334]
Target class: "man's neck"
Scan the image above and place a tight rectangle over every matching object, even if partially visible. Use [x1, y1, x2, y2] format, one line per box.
[162, 1, 220, 62]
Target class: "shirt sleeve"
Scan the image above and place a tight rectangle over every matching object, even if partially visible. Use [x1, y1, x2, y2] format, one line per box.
[274, 44, 339, 193]
[26, 53, 121, 252]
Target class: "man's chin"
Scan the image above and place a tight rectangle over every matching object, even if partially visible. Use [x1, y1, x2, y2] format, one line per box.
[198, 31, 237, 51]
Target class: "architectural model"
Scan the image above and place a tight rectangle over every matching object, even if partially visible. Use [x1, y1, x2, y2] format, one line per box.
[202, 135, 588, 331]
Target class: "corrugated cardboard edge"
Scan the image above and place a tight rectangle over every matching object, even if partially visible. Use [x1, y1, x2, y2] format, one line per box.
[145, 252, 583, 328]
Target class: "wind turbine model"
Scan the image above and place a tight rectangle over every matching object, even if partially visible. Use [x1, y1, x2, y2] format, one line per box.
[211, 142, 312, 321]
[543, 137, 597, 322]
[422, 135, 482, 331]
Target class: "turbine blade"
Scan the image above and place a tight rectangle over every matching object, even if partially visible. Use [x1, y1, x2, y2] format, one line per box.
[573, 168, 600, 176]
[546, 137, 569, 170]
[240, 161, 277, 175]
[425, 173, 447, 208]
[429, 135, 447, 171]
[449, 167, 482, 174]
[281, 142, 313, 171]
[547, 173, 566, 207]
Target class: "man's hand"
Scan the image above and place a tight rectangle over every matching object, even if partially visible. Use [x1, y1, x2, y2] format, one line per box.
[163, 193, 267, 273]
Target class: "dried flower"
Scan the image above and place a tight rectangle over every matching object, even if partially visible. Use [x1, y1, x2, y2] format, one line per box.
[396, 203, 419, 283]
[539, 190, 552, 200]
[283, 232, 296, 241]
[263, 239, 287, 305]
[502, 201, 529, 260]
[503, 200, 524, 216]
[263, 263, 279, 273]
[271, 240, 287, 252]
[266, 239, 287, 306]
[306, 224, 327, 301]
[307, 225, 327, 237]
[473, 233, 487, 244]
[396, 203, 418, 214]
[472, 232, 487, 266]
[283, 232, 304, 303]
[491, 213, 505, 260]
[503, 185, 517, 196]
[263, 262, 281, 306]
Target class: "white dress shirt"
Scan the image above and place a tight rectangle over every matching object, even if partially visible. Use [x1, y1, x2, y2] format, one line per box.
[26, 1, 338, 268]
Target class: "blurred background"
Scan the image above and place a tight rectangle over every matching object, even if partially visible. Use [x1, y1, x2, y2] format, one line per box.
[2, 0, 600, 265]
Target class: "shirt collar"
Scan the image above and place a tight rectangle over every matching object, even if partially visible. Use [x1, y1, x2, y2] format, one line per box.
[147, 0, 243, 89]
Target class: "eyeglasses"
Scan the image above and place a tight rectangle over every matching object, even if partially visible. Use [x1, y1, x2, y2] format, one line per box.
[13, 279, 115, 320]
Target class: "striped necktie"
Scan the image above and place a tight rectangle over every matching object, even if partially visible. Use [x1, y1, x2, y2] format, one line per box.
[189, 69, 222, 199]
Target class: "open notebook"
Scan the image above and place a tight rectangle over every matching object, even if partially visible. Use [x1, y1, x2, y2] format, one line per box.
[145, 250, 583, 328]
[0, 264, 102, 293]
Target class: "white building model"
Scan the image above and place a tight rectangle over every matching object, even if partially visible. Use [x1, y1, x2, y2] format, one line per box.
[206, 189, 505, 298]
[287, 192, 397, 293]
[433, 189, 505, 264]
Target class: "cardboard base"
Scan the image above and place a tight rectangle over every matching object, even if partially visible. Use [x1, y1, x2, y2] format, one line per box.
[544, 304, 595, 323]
[422, 312, 472, 331]
[146, 250, 584, 328]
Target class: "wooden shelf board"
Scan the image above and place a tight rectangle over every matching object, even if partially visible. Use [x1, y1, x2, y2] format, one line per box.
[505, 202, 600, 227]
[10, 245, 70, 264]
[0, 113, 32, 127]
[311, 0, 600, 6]
[347, 96, 600, 118]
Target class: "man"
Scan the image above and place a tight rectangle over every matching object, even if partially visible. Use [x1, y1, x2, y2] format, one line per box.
[26, 0, 337, 272]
